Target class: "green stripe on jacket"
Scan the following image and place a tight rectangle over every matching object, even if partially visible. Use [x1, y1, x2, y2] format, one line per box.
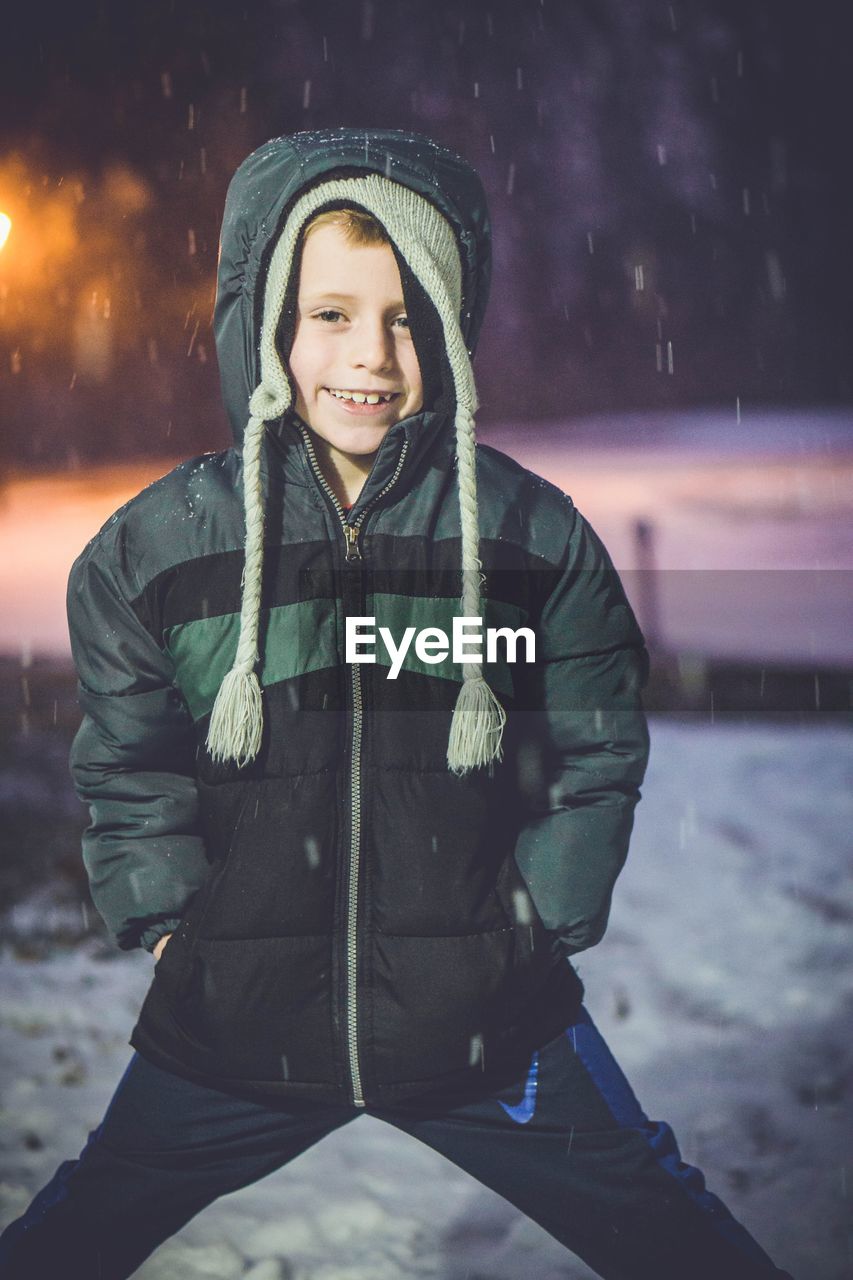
[165, 594, 527, 721]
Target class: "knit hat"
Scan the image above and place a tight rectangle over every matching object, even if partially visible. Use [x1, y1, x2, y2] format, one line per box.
[205, 171, 506, 775]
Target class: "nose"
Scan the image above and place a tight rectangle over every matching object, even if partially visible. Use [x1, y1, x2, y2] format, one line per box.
[348, 316, 395, 374]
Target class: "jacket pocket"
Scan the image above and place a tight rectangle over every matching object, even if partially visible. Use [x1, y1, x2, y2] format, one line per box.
[495, 853, 570, 979]
[152, 932, 176, 970]
[184, 788, 254, 942]
[495, 854, 546, 934]
[150, 793, 252, 999]
[151, 904, 198, 1001]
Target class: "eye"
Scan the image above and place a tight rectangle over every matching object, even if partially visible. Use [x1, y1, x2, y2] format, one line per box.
[393, 315, 411, 330]
[314, 309, 345, 323]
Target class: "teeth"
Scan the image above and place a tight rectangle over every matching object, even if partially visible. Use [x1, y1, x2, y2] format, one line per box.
[328, 389, 394, 404]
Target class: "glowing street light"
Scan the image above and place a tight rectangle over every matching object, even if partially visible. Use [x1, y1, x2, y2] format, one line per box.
[0, 212, 11, 251]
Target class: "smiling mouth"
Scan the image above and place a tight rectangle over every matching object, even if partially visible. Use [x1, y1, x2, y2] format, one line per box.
[324, 388, 400, 405]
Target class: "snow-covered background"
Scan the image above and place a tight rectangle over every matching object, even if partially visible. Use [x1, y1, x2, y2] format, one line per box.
[1, 720, 850, 1279]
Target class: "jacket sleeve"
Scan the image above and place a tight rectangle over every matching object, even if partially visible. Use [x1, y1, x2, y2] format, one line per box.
[67, 527, 212, 952]
[513, 503, 651, 957]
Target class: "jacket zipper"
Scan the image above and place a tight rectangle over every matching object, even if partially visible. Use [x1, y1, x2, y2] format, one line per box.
[300, 426, 409, 1106]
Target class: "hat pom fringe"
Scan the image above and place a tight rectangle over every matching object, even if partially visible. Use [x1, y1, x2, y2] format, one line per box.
[447, 675, 506, 775]
[206, 667, 263, 768]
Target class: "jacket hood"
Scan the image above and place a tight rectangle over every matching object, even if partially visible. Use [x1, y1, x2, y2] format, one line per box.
[213, 128, 493, 447]
[207, 129, 506, 780]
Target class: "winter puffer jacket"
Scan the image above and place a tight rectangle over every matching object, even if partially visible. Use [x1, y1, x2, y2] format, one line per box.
[67, 129, 651, 1107]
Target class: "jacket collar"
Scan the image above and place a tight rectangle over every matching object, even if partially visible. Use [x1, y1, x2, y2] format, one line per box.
[263, 407, 455, 518]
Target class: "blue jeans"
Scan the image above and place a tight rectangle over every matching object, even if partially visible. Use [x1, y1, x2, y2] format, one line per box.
[0, 1005, 793, 1279]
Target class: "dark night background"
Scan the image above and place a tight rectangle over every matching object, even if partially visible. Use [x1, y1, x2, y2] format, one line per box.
[0, 0, 850, 470]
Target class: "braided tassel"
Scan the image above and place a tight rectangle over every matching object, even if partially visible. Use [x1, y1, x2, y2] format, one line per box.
[446, 405, 506, 775]
[447, 668, 507, 774]
[206, 415, 267, 767]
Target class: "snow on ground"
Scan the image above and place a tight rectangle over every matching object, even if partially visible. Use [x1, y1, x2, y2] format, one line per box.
[1, 720, 850, 1279]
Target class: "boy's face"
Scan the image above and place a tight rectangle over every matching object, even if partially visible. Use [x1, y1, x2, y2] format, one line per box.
[287, 222, 424, 466]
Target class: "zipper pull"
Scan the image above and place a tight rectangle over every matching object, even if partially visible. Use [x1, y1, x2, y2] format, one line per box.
[343, 523, 362, 562]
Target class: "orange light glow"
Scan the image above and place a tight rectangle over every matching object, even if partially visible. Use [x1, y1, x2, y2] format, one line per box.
[0, 211, 11, 251]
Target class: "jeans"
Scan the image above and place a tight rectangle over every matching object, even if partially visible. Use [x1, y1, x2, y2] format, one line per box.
[0, 1004, 793, 1279]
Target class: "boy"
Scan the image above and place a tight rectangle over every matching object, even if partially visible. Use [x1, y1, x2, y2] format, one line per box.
[0, 128, 793, 1278]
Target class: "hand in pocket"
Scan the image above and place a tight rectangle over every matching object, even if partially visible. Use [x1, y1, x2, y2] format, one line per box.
[153, 932, 174, 961]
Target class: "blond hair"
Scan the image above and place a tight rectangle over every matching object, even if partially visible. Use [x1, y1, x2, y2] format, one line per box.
[301, 206, 390, 247]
